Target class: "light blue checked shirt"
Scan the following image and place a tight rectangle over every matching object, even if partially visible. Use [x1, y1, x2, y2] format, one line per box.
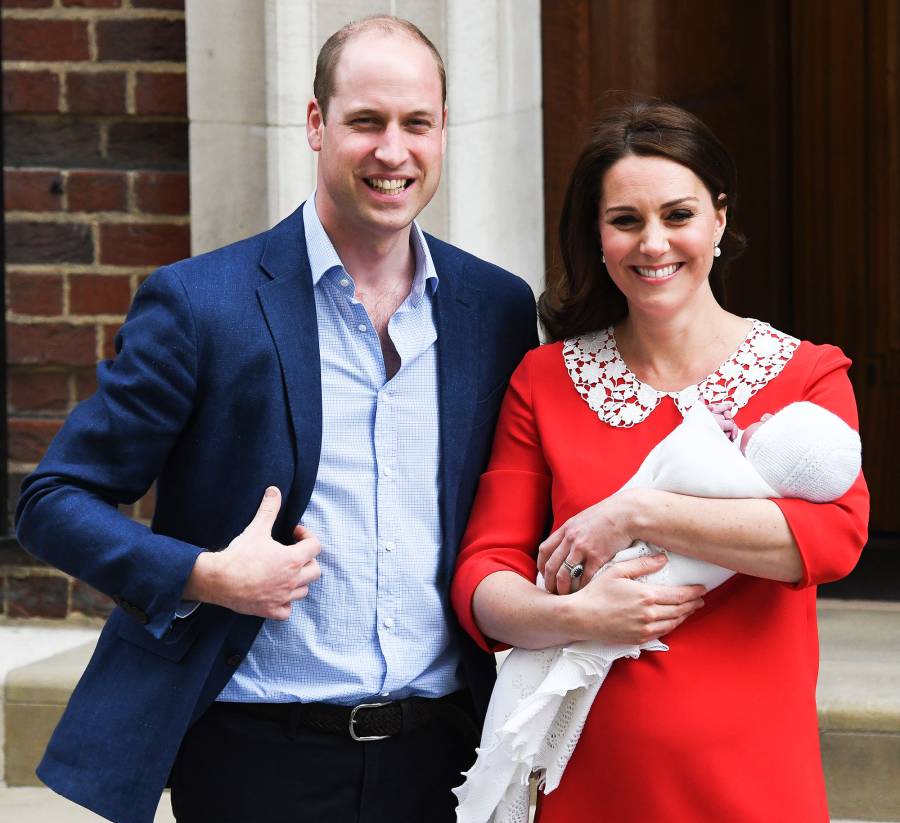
[219, 195, 463, 704]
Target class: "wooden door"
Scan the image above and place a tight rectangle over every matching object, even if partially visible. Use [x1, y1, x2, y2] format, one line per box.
[542, 0, 792, 326]
[542, 0, 900, 596]
[789, 0, 900, 595]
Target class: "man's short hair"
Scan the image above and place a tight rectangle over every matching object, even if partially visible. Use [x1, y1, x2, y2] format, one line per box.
[313, 15, 447, 122]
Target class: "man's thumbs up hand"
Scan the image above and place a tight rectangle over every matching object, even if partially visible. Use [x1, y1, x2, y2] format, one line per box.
[243, 485, 283, 536]
[183, 487, 321, 619]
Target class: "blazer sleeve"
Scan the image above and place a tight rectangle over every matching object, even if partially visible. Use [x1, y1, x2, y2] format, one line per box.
[451, 353, 553, 651]
[771, 344, 869, 588]
[15, 265, 205, 637]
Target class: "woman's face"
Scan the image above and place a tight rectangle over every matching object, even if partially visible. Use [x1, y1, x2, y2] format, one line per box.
[598, 154, 727, 320]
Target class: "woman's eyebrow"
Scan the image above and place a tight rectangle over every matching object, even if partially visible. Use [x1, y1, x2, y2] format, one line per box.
[660, 196, 700, 208]
[604, 196, 700, 214]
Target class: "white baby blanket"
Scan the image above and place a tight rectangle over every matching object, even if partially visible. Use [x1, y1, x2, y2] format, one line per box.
[454, 404, 778, 823]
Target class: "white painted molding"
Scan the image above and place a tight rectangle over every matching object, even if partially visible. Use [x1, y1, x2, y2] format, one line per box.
[264, 0, 317, 229]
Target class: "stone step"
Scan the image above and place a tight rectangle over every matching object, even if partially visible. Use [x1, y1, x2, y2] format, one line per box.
[0, 623, 99, 789]
[2, 603, 898, 820]
[4, 640, 97, 788]
[817, 600, 900, 821]
[0, 786, 175, 822]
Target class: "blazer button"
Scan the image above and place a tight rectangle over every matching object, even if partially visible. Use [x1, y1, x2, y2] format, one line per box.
[225, 652, 244, 667]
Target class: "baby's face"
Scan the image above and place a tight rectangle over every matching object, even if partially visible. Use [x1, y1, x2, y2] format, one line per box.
[740, 413, 774, 454]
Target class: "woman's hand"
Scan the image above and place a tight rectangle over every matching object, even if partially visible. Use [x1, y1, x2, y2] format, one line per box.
[538, 490, 641, 595]
[567, 554, 706, 645]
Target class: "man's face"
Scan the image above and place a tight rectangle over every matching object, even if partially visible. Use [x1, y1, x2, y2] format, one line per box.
[307, 32, 447, 243]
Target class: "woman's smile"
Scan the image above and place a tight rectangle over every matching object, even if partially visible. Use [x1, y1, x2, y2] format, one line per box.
[631, 262, 683, 281]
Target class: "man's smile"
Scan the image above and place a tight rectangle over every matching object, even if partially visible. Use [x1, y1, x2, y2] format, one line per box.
[364, 177, 414, 195]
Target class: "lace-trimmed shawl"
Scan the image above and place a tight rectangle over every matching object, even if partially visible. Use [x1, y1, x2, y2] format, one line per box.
[562, 319, 799, 427]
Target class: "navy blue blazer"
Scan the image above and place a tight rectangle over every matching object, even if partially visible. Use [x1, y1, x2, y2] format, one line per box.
[15, 205, 538, 823]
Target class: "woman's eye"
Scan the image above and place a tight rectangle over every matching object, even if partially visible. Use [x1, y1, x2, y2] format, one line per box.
[610, 215, 638, 227]
[667, 209, 694, 222]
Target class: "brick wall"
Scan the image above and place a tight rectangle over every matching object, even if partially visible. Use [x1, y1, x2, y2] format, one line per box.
[2, 0, 188, 620]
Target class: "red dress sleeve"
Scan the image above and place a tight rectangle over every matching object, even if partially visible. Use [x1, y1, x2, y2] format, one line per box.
[771, 344, 870, 587]
[451, 353, 552, 651]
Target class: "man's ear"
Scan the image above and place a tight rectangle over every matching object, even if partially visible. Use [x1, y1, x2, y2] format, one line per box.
[441, 105, 448, 154]
[307, 99, 324, 152]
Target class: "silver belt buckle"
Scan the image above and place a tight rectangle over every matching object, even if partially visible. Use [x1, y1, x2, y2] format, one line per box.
[349, 701, 391, 742]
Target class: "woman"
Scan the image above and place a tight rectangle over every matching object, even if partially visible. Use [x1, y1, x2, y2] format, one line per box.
[451, 100, 868, 821]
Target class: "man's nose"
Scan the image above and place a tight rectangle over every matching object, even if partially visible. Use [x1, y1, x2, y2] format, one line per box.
[374, 123, 408, 167]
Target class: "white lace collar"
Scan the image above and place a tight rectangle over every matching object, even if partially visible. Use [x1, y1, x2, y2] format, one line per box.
[562, 319, 800, 428]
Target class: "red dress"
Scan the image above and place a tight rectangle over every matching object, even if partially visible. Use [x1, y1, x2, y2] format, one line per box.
[451, 325, 869, 822]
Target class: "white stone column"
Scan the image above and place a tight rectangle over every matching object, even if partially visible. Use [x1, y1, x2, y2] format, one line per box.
[444, 0, 543, 293]
[186, 0, 316, 254]
[263, 1, 317, 229]
[186, 0, 544, 293]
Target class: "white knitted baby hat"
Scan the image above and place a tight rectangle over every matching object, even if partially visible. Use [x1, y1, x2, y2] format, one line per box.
[744, 401, 861, 503]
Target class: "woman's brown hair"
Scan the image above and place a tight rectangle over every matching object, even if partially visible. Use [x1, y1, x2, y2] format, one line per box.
[539, 99, 747, 341]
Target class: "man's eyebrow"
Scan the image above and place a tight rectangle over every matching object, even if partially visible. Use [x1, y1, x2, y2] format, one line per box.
[342, 107, 439, 121]
[604, 196, 700, 214]
[342, 107, 382, 120]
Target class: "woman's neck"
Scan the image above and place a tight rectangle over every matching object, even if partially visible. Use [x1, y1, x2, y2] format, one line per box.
[614, 298, 750, 392]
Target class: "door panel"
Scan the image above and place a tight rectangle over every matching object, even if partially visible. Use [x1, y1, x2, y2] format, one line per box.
[791, 0, 899, 535]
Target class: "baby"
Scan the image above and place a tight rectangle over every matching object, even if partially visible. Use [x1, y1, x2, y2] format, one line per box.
[710, 400, 861, 504]
[455, 400, 862, 823]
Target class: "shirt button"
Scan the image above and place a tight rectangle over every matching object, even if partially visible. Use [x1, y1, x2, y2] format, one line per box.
[340, 278, 350, 287]
[382, 467, 392, 478]
[384, 540, 395, 552]
[383, 617, 395, 629]
[357, 323, 367, 332]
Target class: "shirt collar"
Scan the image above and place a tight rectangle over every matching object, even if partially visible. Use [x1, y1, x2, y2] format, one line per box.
[303, 193, 439, 304]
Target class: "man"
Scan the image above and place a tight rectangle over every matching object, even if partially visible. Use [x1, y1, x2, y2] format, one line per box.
[15, 16, 537, 823]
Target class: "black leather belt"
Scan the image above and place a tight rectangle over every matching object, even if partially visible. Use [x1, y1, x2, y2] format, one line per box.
[216, 690, 473, 742]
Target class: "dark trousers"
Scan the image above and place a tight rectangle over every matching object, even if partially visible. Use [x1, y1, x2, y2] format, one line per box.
[170, 697, 481, 823]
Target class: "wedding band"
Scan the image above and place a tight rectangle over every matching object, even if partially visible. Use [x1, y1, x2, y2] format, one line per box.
[562, 560, 584, 579]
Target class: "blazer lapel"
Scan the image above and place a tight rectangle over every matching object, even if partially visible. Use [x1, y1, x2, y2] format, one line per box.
[432, 248, 479, 579]
[256, 206, 322, 538]
[254, 216, 479, 564]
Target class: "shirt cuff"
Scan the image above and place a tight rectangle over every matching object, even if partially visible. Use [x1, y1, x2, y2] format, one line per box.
[174, 600, 200, 619]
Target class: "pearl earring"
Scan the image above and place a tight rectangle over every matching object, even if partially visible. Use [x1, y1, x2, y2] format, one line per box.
[713, 241, 722, 258]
